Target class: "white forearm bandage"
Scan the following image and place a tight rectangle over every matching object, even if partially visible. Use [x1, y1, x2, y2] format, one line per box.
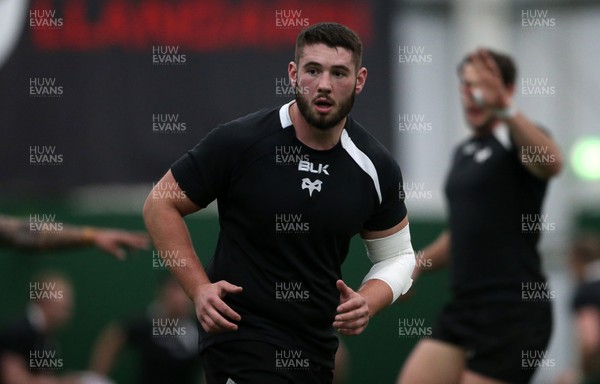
[361, 224, 416, 302]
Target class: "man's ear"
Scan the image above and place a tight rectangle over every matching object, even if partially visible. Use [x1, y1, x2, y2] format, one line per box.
[288, 61, 298, 87]
[355, 67, 368, 95]
[506, 82, 515, 97]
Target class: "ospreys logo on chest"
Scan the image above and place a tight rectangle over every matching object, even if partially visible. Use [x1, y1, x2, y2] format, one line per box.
[298, 160, 329, 197]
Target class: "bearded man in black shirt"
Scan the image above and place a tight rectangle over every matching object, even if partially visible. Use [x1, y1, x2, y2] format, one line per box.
[143, 22, 416, 384]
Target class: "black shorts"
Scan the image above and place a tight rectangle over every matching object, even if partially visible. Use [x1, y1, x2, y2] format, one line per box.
[201, 341, 334, 384]
[431, 300, 552, 384]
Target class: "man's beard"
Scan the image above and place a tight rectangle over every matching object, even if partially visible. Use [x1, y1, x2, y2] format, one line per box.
[295, 86, 356, 131]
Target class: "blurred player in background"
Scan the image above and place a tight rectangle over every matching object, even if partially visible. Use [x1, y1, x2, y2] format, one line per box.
[144, 22, 415, 384]
[0, 271, 79, 384]
[570, 233, 600, 380]
[398, 48, 562, 384]
[558, 233, 600, 384]
[0, 213, 147, 383]
[89, 274, 202, 384]
[0, 214, 148, 259]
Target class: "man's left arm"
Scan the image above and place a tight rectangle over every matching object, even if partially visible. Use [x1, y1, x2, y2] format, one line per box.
[471, 48, 562, 179]
[501, 110, 562, 179]
[333, 216, 415, 335]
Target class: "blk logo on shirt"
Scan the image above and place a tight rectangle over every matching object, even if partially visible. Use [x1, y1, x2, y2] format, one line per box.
[301, 178, 322, 197]
[298, 160, 329, 175]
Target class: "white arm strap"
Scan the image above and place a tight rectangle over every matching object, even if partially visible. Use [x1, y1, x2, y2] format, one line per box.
[361, 224, 416, 302]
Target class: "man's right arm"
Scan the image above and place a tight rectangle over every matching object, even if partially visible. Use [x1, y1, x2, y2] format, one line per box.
[575, 306, 600, 375]
[0, 215, 148, 259]
[413, 230, 451, 279]
[142, 170, 242, 333]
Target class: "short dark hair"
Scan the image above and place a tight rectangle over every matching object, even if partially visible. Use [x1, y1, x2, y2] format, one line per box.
[458, 49, 517, 87]
[295, 22, 363, 70]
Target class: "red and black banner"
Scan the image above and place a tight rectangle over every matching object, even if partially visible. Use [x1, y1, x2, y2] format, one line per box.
[0, 0, 392, 195]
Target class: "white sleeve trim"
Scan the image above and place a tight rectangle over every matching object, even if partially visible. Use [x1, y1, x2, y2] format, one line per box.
[340, 130, 382, 204]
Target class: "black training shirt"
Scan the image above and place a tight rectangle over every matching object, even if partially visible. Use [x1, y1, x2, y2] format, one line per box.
[121, 308, 200, 384]
[0, 311, 61, 380]
[445, 124, 550, 304]
[573, 279, 600, 312]
[171, 101, 406, 368]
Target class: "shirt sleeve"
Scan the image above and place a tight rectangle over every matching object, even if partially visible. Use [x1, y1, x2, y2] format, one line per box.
[121, 315, 145, 346]
[362, 156, 407, 231]
[170, 125, 236, 208]
[572, 282, 600, 312]
[0, 318, 37, 359]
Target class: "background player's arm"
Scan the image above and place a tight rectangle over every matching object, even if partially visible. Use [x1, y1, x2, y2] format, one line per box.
[413, 230, 451, 279]
[469, 49, 562, 179]
[502, 110, 562, 179]
[0, 215, 148, 259]
[88, 322, 127, 377]
[143, 170, 242, 333]
[575, 307, 600, 375]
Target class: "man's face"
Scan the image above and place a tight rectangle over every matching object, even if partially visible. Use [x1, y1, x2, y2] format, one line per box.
[459, 63, 496, 132]
[289, 43, 366, 131]
[39, 279, 73, 332]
